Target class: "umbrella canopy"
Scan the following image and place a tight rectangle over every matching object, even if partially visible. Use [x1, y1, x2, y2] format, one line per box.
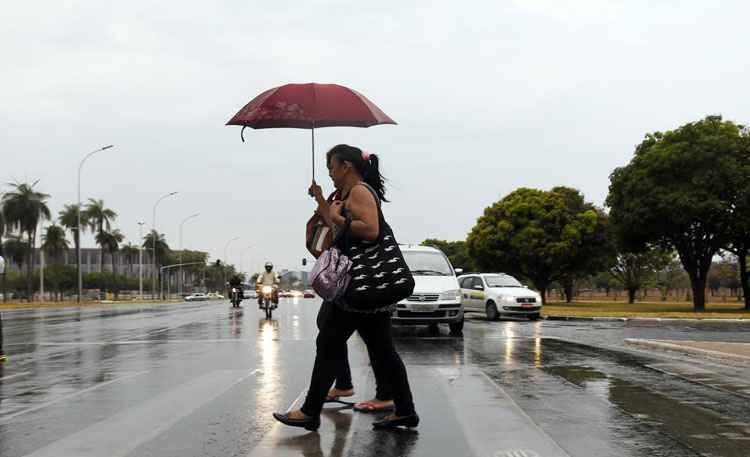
[226, 83, 396, 129]
[226, 83, 396, 180]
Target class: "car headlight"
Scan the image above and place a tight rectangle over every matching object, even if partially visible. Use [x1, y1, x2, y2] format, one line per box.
[439, 289, 461, 301]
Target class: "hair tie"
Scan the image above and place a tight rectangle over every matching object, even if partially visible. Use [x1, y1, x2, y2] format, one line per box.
[361, 150, 371, 161]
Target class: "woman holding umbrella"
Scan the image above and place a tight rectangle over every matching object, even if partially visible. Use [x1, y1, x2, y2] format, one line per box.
[273, 144, 419, 431]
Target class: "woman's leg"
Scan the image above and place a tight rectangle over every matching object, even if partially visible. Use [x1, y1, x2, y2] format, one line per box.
[357, 312, 415, 417]
[300, 306, 358, 417]
[317, 302, 354, 393]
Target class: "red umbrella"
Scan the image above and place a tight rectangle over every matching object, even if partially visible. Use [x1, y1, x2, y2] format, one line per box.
[226, 83, 396, 179]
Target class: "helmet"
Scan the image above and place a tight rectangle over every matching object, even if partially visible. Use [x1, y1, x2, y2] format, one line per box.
[265, 261, 273, 268]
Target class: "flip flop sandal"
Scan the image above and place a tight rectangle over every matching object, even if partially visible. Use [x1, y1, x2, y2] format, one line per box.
[353, 401, 395, 413]
[324, 394, 356, 405]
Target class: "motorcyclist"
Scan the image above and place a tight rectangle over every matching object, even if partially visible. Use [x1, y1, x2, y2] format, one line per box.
[228, 275, 245, 305]
[256, 262, 280, 308]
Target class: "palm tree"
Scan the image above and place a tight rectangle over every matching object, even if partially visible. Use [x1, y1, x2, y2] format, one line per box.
[98, 229, 124, 299]
[42, 224, 69, 265]
[0, 206, 7, 302]
[3, 237, 29, 298]
[83, 199, 117, 275]
[58, 204, 89, 273]
[1, 181, 51, 301]
[120, 243, 139, 278]
[143, 230, 169, 297]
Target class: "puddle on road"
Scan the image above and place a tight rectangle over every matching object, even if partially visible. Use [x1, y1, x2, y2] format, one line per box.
[546, 365, 750, 456]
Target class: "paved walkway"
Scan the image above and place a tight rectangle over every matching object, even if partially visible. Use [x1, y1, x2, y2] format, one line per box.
[625, 339, 750, 364]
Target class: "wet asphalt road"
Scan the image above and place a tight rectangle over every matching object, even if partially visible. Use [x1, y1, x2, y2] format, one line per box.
[1, 299, 749, 457]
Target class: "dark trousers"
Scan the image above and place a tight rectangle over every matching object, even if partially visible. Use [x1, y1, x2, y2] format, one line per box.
[316, 302, 392, 399]
[302, 304, 415, 417]
[0, 312, 3, 355]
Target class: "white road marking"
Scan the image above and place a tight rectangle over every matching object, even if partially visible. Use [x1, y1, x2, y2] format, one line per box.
[0, 370, 150, 424]
[0, 371, 31, 382]
[22, 369, 259, 457]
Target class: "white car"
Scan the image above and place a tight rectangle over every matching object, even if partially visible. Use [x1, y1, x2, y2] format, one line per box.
[392, 245, 464, 334]
[458, 273, 542, 320]
[184, 293, 209, 302]
[206, 292, 224, 300]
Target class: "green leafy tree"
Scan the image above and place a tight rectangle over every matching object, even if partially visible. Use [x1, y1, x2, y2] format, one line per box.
[41, 224, 69, 265]
[142, 230, 170, 296]
[0, 206, 6, 301]
[1, 181, 51, 301]
[467, 187, 611, 304]
[420, 239, 476, 271]
[58, 203, 89, 275]
[609, 246, 672, 304]
[607, 116, 748, 310]
[723, 133, 750, 307]
[120, 243, 139, 278]
[83, 198, 117, 275]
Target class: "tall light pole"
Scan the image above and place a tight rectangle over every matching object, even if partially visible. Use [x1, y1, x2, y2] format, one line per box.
[137, 221, 145, 299]
[223, 237, 239, 294]
[77, 145, 114, 303]
[178, 213, 199, 297]
[152, 191, 178, 300]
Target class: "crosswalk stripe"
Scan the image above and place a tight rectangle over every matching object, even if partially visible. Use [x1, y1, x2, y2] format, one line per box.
[436, 366, 572, 457]
[21, 369, 259, 457]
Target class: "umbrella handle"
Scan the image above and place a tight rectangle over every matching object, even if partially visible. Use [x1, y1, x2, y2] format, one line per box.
[241, 126, 247, 143]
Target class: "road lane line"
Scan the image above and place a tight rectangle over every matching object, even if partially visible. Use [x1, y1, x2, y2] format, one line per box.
[0, 371, 31, 382]
[22, 369, 259, 457]
[0, 370, 149, 423]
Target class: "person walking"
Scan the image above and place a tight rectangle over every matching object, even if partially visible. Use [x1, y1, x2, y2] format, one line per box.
[273, 144, 418, 431]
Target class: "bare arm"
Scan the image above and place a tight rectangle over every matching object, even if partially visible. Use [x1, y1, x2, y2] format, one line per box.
[330, 185, 379, 241]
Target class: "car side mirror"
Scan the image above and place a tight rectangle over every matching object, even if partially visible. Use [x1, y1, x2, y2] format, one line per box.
[454, 268, 463, 275]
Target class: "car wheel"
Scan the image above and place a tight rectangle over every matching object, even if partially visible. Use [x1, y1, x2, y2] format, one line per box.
[528, 313, 541, 321]
[428, 323, 440, 335]
[449, 318, 464, 334]
[486, 301, 500, 321]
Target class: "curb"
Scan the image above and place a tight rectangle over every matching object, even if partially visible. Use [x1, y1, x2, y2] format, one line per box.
[624, 338, 750, 366]
[544, 316, 750, 324]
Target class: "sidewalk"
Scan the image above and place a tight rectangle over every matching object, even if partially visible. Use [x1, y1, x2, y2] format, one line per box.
[625, 339, 750, 365]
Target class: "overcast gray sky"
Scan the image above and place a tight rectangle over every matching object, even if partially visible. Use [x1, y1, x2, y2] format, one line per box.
[3, 0, 749, 274]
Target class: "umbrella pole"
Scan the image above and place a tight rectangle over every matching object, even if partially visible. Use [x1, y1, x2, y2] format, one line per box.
[311, 124, 316, 181]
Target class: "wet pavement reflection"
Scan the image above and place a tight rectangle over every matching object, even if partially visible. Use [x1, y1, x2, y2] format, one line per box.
[0, 300, 749, 456]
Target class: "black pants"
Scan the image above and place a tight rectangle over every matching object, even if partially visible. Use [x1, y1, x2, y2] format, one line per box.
[316, 302, 392, 399]
[0, 311, 3, 355]
[302, 304, 415, 417]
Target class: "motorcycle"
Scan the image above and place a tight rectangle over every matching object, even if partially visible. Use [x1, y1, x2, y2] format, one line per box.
[230, 287, 243, 308]
[259, 285, 277, 319]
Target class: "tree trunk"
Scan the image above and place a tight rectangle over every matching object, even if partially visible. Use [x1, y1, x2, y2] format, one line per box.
[691, 277, 707, 311]
[563, 282, 574, 303]
[739, 252, 749, 310]
[1, 239, 6, 303]
[627, 287, 637, 304]
[539, 287, 547, 305]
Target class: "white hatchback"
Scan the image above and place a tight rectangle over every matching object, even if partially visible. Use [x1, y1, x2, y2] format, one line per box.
[458, 273, 542, 320]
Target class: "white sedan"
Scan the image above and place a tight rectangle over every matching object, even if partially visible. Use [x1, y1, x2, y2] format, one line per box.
[458, 273, 542, 320]
[184, 293, 209, 302]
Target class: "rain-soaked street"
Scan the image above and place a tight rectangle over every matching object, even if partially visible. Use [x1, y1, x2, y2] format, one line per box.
[1, 299, 749, 457]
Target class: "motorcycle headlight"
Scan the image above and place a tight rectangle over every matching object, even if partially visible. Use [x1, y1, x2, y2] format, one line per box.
[262, 286, 273, 294]
[439, 289, 461, 301]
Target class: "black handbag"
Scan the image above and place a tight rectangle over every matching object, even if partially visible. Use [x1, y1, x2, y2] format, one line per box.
[338, 184, 415, 312]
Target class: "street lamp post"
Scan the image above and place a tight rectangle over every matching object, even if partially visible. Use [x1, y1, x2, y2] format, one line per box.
[152, 191, 178, 300]
[178, 213, 199, 297]
[223, 237, 239, 295]
[137, 221, 145, 299]
[77, 145, 114, 303]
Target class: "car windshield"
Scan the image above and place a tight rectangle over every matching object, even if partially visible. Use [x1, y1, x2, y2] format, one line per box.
[483, 275, 523, 288]
[403, 251, 453, 276]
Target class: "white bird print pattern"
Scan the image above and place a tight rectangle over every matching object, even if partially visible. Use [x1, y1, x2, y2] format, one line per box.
[355, 285, 370, 291]
[352, 254, 363, 260]
[384, 245, 395, 252]
[387, 258, 399, 264]
[353, 265, 365, 271]
[394, 278, 408, 285]
[367, 253, 378, 260]
[371, 261, 384, 269]
[364, 245, 380, 254]
[373, 272, 386, 279]
[353, 274, 367, 281]
[376, 283, 389, 290]
[392, 268, 404, 274]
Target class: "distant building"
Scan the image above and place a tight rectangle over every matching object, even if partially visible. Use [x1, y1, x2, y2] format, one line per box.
[2, 247, 157, 278]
